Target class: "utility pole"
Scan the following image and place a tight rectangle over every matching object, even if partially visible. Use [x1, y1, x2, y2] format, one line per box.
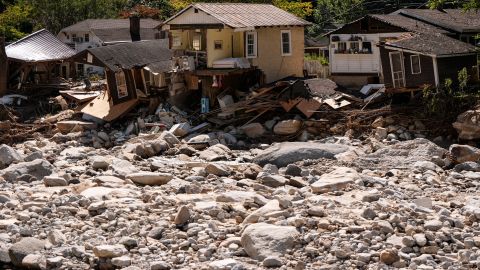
[0, 36, 7, 96]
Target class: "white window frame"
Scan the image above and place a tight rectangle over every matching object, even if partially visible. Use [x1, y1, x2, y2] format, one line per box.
[280, 30, 292, 56]
[115, 72, 128, 99]
[245, 31, 257, 58]
[410, 54, 421, 75]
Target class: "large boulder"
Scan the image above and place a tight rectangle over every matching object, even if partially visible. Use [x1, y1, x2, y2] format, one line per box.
[355, 138, 446, 169]
[311, 167, 359, 194]
[1, 159, 54, 182]
[453, 109, 480, 140]
[199, 144, 231, 161]
[8, 237, 45, 267]
[0, 144, 22, 168]
[241, 223, 299, 260]
[253, 142, 350, 167]
[449, 144, 480, 163]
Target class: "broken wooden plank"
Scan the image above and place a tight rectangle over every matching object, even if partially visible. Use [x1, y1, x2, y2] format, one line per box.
[81, 92, 139, 122]
[296, 97, 322, 118]
[279, 98, 302, 112]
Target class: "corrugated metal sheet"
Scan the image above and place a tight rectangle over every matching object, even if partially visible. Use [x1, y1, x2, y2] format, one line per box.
[6, 29, 76, 62]
[166, 3, 311, 28]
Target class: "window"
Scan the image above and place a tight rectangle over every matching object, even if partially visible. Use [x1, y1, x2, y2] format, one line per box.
[77, 64, 84, 76]
[362, 42, 372, 53]
[115, 72, 128, 98]
[85, 34, 90, 42]
[193, 33, 202, 51]
[214, 40, 223, 50]
[281, 30, 291, 56]
[350, 41, 359, 52]
[410, 55, 421, 74]
[246, 31, 257, 58]
[337, 42, 347, 53]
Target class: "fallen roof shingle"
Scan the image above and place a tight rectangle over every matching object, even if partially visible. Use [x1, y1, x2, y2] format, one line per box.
[166, 3, 311, 28]
[6, 29, 76, 62]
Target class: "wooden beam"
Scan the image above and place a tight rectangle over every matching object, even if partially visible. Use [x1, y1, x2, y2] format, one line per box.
[0, 36, 7, 96]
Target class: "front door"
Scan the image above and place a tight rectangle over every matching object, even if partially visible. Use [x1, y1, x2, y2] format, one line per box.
[389, 52, 405, 88]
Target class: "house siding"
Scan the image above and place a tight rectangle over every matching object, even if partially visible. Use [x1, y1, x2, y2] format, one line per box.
[206, 28, 234, 67]
[437, 55, 478, 85]
[380, 48, 436, 88]
[251, 26, 304, 83]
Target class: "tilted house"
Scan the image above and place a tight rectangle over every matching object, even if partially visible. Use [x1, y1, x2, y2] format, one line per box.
[58, 18, 163, 76]
[326, 14, 448, 87]
[379, 33, 478, 89]
[162, 3, 311, 84]
[71, 39, 172, 122]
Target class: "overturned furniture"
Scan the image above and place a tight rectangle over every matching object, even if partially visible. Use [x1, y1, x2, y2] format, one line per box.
[70, 39, 172, 122]
[5, 29, 76, 92]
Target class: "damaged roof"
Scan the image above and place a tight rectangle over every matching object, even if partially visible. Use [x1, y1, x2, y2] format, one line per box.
[384, 32, 478, 56]
[395, 9, 480, 33]
[59, 19, 162, 43]
[83, 39, 172, 72]
[6, 29, 76, 62]
[165, 3, 311, 28]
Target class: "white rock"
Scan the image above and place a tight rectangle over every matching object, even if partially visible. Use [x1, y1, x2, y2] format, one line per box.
[311, 167, 359, 194]
[241, 223, 299, 260]
[126, 172, 173, 185]
[93, 245, 127, 258]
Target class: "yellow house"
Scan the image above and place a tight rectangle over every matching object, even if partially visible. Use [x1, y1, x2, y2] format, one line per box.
[162, 3, 311, 83]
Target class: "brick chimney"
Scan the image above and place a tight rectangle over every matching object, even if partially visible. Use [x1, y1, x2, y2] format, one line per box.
[130, 16, 141, 42]
[0, 36, 7, 96]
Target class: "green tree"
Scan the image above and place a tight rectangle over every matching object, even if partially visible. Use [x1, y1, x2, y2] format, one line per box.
[0, 2, 33, 41]
[428, 0, 480, 10]
[308, 0, 366, 37]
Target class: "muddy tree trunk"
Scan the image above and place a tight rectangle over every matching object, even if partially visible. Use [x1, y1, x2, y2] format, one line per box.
[0, 36, 7, 96]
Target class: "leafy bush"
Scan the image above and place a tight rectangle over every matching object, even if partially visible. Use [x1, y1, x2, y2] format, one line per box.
[304, 54, 329, 66]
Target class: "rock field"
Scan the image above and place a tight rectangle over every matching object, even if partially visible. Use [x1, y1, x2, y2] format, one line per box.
[1, 130, 480, 270]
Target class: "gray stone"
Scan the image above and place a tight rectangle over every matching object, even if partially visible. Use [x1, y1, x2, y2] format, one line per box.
[150, 261, 171, 270]
[93, 245, 127, 258]
[1, 159, 54, 182]
[91, 156, 110, 170]
[126, 172, 173, 185]
[241, 223, 299, 260]
[256, 172, 287, 187]
[160, 131, 181, 146]
[209, 258, 240, 270]
[22, 254, 46, 269]
[0, 144, 22, 168]
[424, 220, 443, 231]
[241, 123, 266, 138]
[253, 142, 350, 167]
[199, 144, 231, 161]
[43, 176, 68, 187]
[454, 161, 480, 172]
[110, 159, 138, 177]
[111, 256, 132, 267]
[174, 205, 190, 225]
[449, 144, 480, 163]
[361, 207, 377, 220]
[24, 151, 43, 162]
[8, 237, 45, 267]
[263, 256, 283, 268]
[205, 163, 231, 176]
[285, 164, 302, 176]
[311, 167, 359, 194]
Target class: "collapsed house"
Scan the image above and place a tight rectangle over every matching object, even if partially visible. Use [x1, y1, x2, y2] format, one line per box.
[58, 18, 164, 76]
[326, 9, 480, 88]
[70, 39, 172, 122]
[379, 33, 478, 89]
[4, 29, 76, 92]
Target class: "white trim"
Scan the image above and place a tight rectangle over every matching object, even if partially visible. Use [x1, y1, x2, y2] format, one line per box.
[245, 31, 257, 59]
[281, 30, 292, 56]
[410, 54, 421, 75]
[389, 51, 405, 88]
[432, 57, 440, 87]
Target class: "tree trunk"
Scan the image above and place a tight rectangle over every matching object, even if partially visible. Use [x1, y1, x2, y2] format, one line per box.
[0, 36, 8, 96]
